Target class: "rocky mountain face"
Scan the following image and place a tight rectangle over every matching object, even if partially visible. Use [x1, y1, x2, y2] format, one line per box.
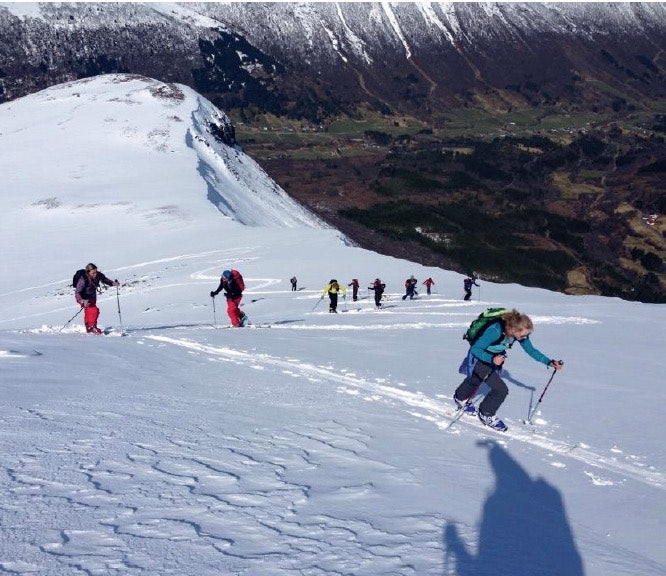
[1, 2, 664, 301]
[2, 3, 665, 116]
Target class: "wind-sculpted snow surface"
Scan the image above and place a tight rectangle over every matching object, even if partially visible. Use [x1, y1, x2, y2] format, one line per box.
[147, 333, 664, 490]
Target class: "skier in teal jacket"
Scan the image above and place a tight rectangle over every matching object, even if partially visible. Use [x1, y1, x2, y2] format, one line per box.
[454, 309, 563, 431]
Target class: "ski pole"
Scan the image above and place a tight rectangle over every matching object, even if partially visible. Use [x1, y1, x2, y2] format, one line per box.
[212, 295, 217, 327]
[525, 363, 562, 424]
[447, 367, 495, 430]
[311, 296, 324, 312]
[116, 285, 124, 333]
[59, 307, 83, 332]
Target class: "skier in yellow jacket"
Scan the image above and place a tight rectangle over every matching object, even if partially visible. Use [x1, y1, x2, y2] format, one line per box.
[321, 279, 347, 313]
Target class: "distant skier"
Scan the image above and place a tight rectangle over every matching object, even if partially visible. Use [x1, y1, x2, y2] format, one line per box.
[348, 278, 360, 301]
[464, 276, 479, 301]
[402, 275, 418, 300]
[321, 279, 346, 313]
[423, 277, 435, 295]
[74, 262, 120, 335]
[290, 276, 298, 291]
[453, 309, 563, 431]
[368, 278, 386, 308]
[210, 269, 247, 327]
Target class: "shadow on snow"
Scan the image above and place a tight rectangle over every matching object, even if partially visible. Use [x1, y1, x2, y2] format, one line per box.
[444, 440, 584, 576]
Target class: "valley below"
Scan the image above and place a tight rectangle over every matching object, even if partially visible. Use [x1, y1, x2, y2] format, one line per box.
[233, 106, 666, 303]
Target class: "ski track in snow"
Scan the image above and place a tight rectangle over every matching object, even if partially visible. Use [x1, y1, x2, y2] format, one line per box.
[147, 334, 665, 491]
[0, 349, 42, 358]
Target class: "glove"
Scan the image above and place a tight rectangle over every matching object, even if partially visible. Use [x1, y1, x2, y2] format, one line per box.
[113, 279, 120, 287]
[549, 359, 564, 370]
[210, 291, 216, 298]
[81, 299, 89, 308]
[492, 354, 505, 367]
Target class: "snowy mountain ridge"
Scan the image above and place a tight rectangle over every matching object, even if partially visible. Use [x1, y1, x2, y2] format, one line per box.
[3, 3, 663, 49]
[1, 1, 664, 115]
[1, 75, 322, 220]
[179, 2, 664, 61]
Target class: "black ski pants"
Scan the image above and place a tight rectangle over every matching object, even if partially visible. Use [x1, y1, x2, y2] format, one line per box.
[454, 359, 508, 417]
[328, 292, 338, 311]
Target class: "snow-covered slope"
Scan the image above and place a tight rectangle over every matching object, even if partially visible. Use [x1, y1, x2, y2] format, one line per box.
[1, 74, 322, 227]
[0, 74, 325, 294]
[0, 76, 664, 576]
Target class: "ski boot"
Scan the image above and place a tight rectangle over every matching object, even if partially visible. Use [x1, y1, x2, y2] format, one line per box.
[478, 412, 508, 432]
[453, 395, 477, 415]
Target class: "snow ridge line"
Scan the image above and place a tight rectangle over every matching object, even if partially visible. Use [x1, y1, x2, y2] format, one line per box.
[147, 335, 665, 490]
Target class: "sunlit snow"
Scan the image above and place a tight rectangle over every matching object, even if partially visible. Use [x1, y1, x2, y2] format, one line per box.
[0, 74, 664, 576]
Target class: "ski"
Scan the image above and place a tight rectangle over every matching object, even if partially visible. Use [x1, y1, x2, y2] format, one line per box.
[102, 327, 129, 337]
[446, 397, 509, 433]
[446, 397, 479, 430]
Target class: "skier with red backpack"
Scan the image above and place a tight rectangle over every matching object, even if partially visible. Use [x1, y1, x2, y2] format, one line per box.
[210, 269, 247, 327]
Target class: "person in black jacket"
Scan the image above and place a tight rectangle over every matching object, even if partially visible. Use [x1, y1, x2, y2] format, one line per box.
[74, 262, 119, 334]
[464, 276, 479, 301]
[210, 270, 247, 327]
[368, 278, 386, 308]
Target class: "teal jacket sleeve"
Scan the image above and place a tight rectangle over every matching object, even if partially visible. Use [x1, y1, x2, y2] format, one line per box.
[519, 337, 551, 366]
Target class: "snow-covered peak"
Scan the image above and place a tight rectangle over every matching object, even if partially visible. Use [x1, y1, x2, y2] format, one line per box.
[1, 74, 322, 228]
[0, 74, 328, 294]
[1, 2, 664, 123]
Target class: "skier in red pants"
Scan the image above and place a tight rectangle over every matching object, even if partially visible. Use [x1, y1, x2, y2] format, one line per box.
[74, 263, 120, 334]
[210, 269, 247, 327]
